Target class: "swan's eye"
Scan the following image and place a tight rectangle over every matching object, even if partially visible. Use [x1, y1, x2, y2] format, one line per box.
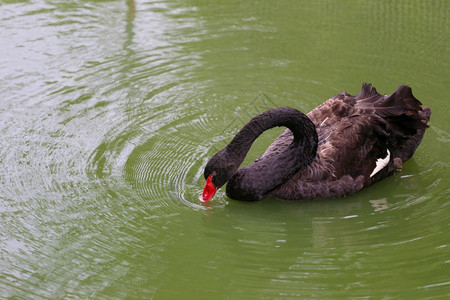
[210, 171, 217, 182]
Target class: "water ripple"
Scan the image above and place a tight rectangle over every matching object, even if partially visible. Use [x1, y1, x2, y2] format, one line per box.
[86, 96, 218, 211]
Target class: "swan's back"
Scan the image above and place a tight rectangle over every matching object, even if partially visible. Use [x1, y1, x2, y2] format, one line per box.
[267, 83, 431, 200]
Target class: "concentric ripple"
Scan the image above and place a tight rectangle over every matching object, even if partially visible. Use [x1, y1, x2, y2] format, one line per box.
[86, 85, 220, 211]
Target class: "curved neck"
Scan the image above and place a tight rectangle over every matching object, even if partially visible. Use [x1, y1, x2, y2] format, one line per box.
[226, 107, 318, 201]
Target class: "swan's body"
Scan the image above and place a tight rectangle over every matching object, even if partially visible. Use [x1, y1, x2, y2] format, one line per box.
[202, 84, 431, 202]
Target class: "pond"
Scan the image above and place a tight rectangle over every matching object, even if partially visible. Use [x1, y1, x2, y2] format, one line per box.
[0, 0, 449, 298]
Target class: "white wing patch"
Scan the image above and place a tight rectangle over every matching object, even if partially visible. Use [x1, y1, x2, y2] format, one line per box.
[370, 149, 391, 178]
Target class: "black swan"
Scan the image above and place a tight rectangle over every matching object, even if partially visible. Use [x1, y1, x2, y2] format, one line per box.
[202, 83, 431, 202]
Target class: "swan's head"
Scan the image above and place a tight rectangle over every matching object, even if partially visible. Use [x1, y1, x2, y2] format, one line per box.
[201, 149, 238, 202]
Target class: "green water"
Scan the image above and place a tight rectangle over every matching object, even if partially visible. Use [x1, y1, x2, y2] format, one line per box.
[1, 0, 449, 298]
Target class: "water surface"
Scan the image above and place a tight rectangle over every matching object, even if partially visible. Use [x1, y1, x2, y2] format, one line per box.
[0, 0, 449, 298]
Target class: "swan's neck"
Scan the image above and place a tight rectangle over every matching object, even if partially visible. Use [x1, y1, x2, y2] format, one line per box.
[225, 107, 318, 201]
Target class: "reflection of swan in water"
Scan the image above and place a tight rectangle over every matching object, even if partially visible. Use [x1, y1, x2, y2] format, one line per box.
[125, 0, 136, 50]
[370, 198, 389, 212]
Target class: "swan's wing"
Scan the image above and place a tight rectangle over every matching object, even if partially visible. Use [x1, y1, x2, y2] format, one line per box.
[306, 83, 429, 177]
[265, 84, 430, 200]
[269, 115, 397, 200]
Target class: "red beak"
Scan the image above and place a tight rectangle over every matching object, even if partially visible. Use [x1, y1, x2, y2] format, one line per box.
[202, 175, 217, 202]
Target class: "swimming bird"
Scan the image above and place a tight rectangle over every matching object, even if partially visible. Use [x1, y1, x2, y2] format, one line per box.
[202, 83, 431, 202]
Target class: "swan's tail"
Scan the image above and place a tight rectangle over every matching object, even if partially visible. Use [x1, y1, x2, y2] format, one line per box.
[356, 83, 431, 162]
